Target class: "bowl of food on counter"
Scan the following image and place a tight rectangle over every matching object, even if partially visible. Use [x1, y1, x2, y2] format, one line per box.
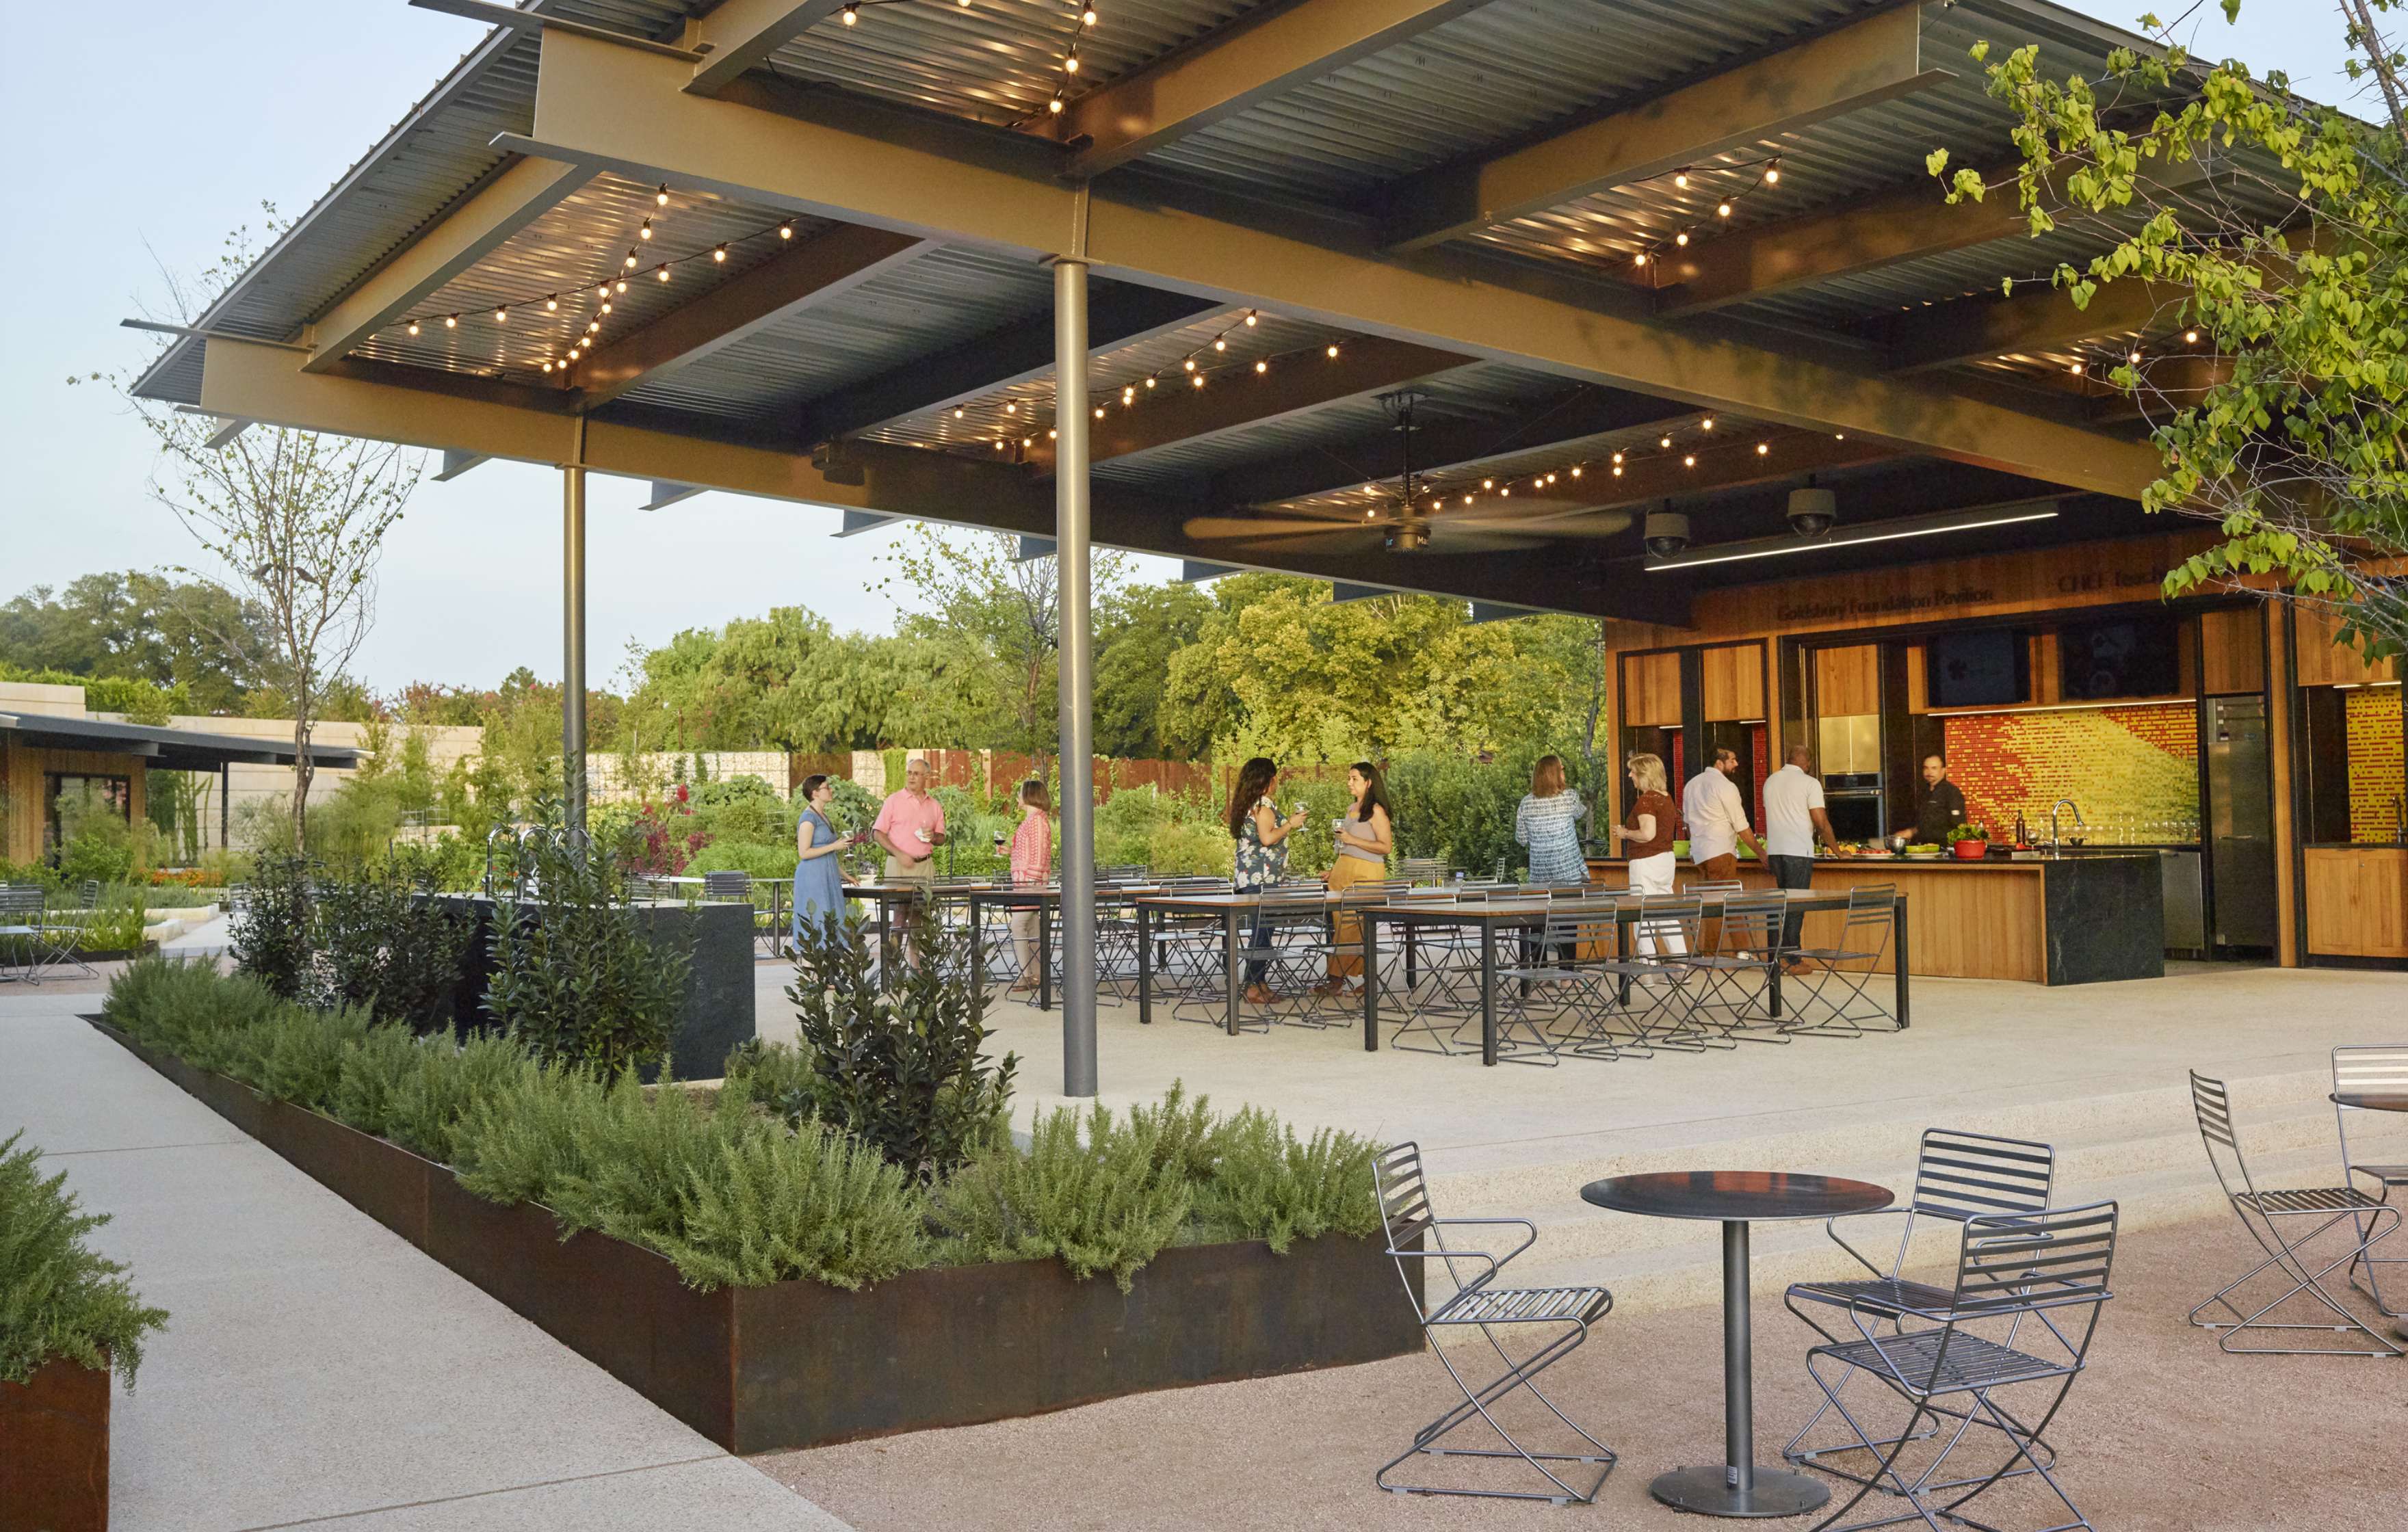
[1950, 823, 1992, 860]
[1902, 843, 1945, 860]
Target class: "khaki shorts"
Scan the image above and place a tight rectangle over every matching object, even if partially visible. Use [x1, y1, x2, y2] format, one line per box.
[883, 854, 937, 890]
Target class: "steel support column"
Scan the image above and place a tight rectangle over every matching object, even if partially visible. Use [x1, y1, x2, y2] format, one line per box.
[1054, 237, 1098, 1098]
[562, 419, 589, 838]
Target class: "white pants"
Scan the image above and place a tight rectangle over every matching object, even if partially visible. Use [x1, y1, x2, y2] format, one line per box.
[1627, 851, 1687, 955]
[1010, 910, 1041, 980]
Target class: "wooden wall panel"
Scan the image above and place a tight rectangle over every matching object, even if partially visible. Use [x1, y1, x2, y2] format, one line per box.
[1622, 651, 1684, 727]
[2304, 847, 2408, 958]
[0, 744, 150, 865]
[2200, 607, 2264, 694]
[2294, 605, 2402, 687]
[2269, 605, 2299, 965]
[1815, 645, 1880, 716]
[1701, 643, 1766, 722]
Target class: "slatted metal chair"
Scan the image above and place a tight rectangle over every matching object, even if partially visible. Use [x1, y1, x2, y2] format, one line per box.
[2333, 1045, 2408, 1316]
[1396, 856, 1448, 885]
[1783, 882, 1902, 1036]
[1783, 1130, 2058, 1492]
[2188, 1070, 2403, 1356]
[1492, 899, 1629, 1062]
[0, 886, 58, 983]
[1372, 1142, 1616, 1505]
[1794, 1201, 2120, 1532]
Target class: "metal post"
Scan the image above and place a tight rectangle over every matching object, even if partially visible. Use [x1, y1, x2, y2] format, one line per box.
[1054, 235, 1097, 1098]
[1723, 1219, 1753, 1494]
[218, 762, 229, 852]
[562, 419, 588, 838]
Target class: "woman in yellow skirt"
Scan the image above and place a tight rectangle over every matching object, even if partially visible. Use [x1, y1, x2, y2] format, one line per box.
[1318, 761, 1396, 998]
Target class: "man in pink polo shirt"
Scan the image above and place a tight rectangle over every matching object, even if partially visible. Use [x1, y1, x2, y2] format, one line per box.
[873, 756, 947, 897]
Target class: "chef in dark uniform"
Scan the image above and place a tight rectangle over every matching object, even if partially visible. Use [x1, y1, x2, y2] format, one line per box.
[1892, 753, 1967, 847]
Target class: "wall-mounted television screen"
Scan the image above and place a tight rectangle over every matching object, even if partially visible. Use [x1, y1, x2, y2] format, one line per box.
[2058, 616, 2182, 700]
[1926, 627, 2028, 708]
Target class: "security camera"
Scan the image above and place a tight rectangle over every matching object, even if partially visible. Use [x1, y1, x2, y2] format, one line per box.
[1643, 510, 1690, 557]
[1787, 486, 1838, 538]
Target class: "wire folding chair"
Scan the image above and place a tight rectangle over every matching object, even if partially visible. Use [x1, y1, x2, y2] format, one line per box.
[1784, 1130, 2058, 1492]
[1372, 1143, 1615, 1505]
[1492, 899, 1632, 1061]
[1783, 882, 1902, 1036]
[1794, 1201, 2120, 1532]
[1677, 890, 1794, 1044]
[2333, 1045, 2408, 1316]
[0, 886, 57, 984]
[2188, 1070, 2403, 1357]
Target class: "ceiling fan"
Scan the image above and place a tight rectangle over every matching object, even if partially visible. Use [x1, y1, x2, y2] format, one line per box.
[1181, 392, 1634, 555]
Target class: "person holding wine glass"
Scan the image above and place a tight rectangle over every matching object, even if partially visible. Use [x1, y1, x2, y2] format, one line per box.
[790, 774, 864, 949]
[1316, 760, 1394, 998]
[1228, 755, 1307, 1006]
[1006, 778, 1053, 994]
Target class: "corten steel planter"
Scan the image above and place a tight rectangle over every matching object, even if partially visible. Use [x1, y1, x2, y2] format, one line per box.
[88, 1018, 1424, 1453]
[0, 1357, 109, 1532]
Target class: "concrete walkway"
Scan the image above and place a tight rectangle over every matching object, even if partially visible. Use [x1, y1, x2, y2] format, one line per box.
[0, 982, 848, 1532]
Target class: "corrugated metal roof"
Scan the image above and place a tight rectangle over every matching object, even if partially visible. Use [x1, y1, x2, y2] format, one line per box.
[762, 0, 1268, 127]
[1149, 0, 1866, 203]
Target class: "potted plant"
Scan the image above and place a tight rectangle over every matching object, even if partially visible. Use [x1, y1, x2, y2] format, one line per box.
[1, 1133, 169, 1532]
[1950, 822, 1992, 861]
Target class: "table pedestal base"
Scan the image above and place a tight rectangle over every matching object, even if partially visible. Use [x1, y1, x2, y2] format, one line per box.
[1648, 1464, 1829, 1518]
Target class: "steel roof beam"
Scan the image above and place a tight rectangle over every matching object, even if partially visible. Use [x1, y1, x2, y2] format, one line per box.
[517, 29, 2163, 501]
[641, 480, 703, 510]
[572, 223, 930, 408]
[1210, 386, 1694, 505]
[1655, 152, 2212, 318]
[799, 282, 1222, 443]
[1059, 0, 1491, 178]
[434, 448, 490, 480]
[1378, 5, 1948, 253]
[683, 1, 852, 96]
[302, 156, 590, 373]
[1024, 335, 1473, 476]
[196, 333, 1684, 624]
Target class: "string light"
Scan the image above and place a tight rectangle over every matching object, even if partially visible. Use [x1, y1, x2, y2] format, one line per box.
[1716, 201, 1733, 218]
[406, 321, 420, 336]
[1625, 156, 1784, 274]
[713, 245, 728, 262]
[639, 218, 653, 241]
[1700, 416, 1714, 431]
[625, 250, 639, 269]
[444, 314, 458, 329]
[779, 223, 794, 239]
[1756, 441, 1770, 455]
[655, 185, 669, 207]
[1254, 358, 1268, 373]
[1675, 231, 1690, 247]
[545, 295, 558, 311]
[1683, 453, 1697, 467]
[657, 264, 672, 281]
[495, 306, 508, 323]
[841, 3, 859, 23]
[2184, 328, 2201, 343]
[2128, 348, 2143, 365]
[1326, 343, 1340, 358]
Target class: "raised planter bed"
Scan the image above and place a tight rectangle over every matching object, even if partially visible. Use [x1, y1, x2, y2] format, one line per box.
[87, 1018, 1422, 1453]
[0, 1356, 109, 1532]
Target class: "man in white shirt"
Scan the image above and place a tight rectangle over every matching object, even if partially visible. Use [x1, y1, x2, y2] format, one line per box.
[1762, 743, 1843, 961]
[1680, 747, 1763, 884]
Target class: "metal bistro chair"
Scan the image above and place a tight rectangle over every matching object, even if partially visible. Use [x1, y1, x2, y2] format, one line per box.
[1783, 882, 1902, 1037]
[0, 886, 59, 983]
[2333, 1045, 2408, 1315]
[1372, 1143, 1616, 1505]
[1796, 1201, 2120, 1532]
[1492, 897, 1624, 1063]
[1783, 1130, 2058, 1494]
[2187, 1070, 2403, 1357]
[1676, 889, 1796, 1044]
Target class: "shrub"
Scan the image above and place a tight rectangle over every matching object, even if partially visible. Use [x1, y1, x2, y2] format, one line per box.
[931, 1102, 1195, 1291]
[1188, 1107, 1381, 1252]
[0, 1133, 170, 1389]
[687, 839, 799, 881]
[382, 1035, 525, 1165]
[311, 856, 475, 1031]
[243, 1003, 377, 1109]
[655, 1124, 930, 1291]
[722, 1036, 817, 1123]
[229, 853, 314, 999]
[75, 884, 150, 952]
[786, 909, 1017, 1181]
[484, 835, 692, 1078]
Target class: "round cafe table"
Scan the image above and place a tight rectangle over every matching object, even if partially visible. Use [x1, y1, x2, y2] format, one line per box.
[2331, 1094, 2408, 1338]
[1581, 1171, 1893, 1518]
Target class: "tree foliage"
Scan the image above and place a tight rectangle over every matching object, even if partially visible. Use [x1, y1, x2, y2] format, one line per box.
[1939, 0, 2408, 660]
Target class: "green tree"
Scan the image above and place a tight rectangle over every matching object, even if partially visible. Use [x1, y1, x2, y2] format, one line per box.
[1094, 581, 1214, 758]
[1938, 0, 2408, 661]
[0, 572, 270, 713]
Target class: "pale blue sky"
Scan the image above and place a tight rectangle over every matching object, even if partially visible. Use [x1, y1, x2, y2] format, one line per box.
[0, 1, 2359, 693]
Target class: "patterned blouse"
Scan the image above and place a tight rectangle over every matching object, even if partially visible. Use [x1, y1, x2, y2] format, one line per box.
[1516, 790, 1588, 884]
[1009, 810, 1052, 885]
[1233, 796, 1289, 890]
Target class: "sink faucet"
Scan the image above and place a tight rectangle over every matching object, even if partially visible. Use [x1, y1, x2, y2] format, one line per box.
[2045, 799, 2086, 853]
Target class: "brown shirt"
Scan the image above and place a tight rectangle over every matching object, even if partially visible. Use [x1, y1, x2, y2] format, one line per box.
[1623, 792, 1675, 858]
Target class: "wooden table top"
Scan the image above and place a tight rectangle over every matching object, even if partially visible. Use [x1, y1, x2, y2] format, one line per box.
[1582, 1171, 1894, 1222]
[2333, 1092, 2408, 1113]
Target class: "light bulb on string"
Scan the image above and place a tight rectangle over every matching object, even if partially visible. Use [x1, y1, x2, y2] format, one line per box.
[841, 3, 859, 23]
[1569, 464, 1583, 478]
[1481, 478, 1494, 490]
[616, 279, 627, 293]
[1212, 338, 1227, 352]
[1048, 97, 1064, 115]
[600, 302, 612, 314]
[778, 223, 794, 239]
[1633, 251, 1649, 267]
[1093, 406, 1105, 419]
[406, 321, 420, 336]
[639, 219, 653, 241]
[655, 185, 669, 207]
[1612, 451, 1624, 464]
[1144, 376, 1155, 388]
[545, 295, 559, 312]
[953, 407, 965, 419]
[1082, 7, 1097, 23]
[657, 265, 672, 282]
[1700, 416, 1714, 431]
[625, 250, 639, 269]
[1064, 55, 1079, 74]
[1254, 359, 1268, 373]
[1243, 312, 1257, 326]
[2129, 349, 2143, 365]
[1658, 436, 1672, 449]
[1326, 343, 1339, 358]
[1049, 428, 1058, 440]
[1674, 231, 1690, 247]
[1764, 162, 1781, 184]
[2184, 329, 2200, 344]
[1183, 358, 1197, 372]
[1674, 170, 1690, 189]
[1683, 453, 1697, 468]
[713, 245, 728, 262]
[1716, 202, 1733, 218]
[596, 285, 610, 300]
[1755, 441, 1770, 455]
[541, 360, 553, 373]
[1612, 464, 1623, 477]
[445, 314, 458, 328]
[495, 306, 508, 323]
[1006, 401, 1018, 414]
[1192, 373, 1205, 388]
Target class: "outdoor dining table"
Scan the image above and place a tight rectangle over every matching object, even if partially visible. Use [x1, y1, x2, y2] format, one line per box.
[1359, 888, 1910, 1067]
[1129, 889, 1354, 1036]
[964, 882, 1171, 1011]
[1581, 1171, 1894, 1518]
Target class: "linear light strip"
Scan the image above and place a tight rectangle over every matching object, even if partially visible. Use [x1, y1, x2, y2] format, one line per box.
[1645, 503, 2060, 571]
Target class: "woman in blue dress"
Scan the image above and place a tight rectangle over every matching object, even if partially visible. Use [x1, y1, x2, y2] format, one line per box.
[791, 774, 857, 948]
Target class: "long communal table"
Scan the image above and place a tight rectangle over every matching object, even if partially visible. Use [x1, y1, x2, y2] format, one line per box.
[1356, 889, 1910, 1066]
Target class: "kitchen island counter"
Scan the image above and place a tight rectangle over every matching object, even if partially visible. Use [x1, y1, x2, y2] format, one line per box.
[1584, 851, 2164, 985]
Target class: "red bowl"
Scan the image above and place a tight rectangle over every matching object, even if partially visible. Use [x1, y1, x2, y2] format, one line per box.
[1952, 838, 1989, 860]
